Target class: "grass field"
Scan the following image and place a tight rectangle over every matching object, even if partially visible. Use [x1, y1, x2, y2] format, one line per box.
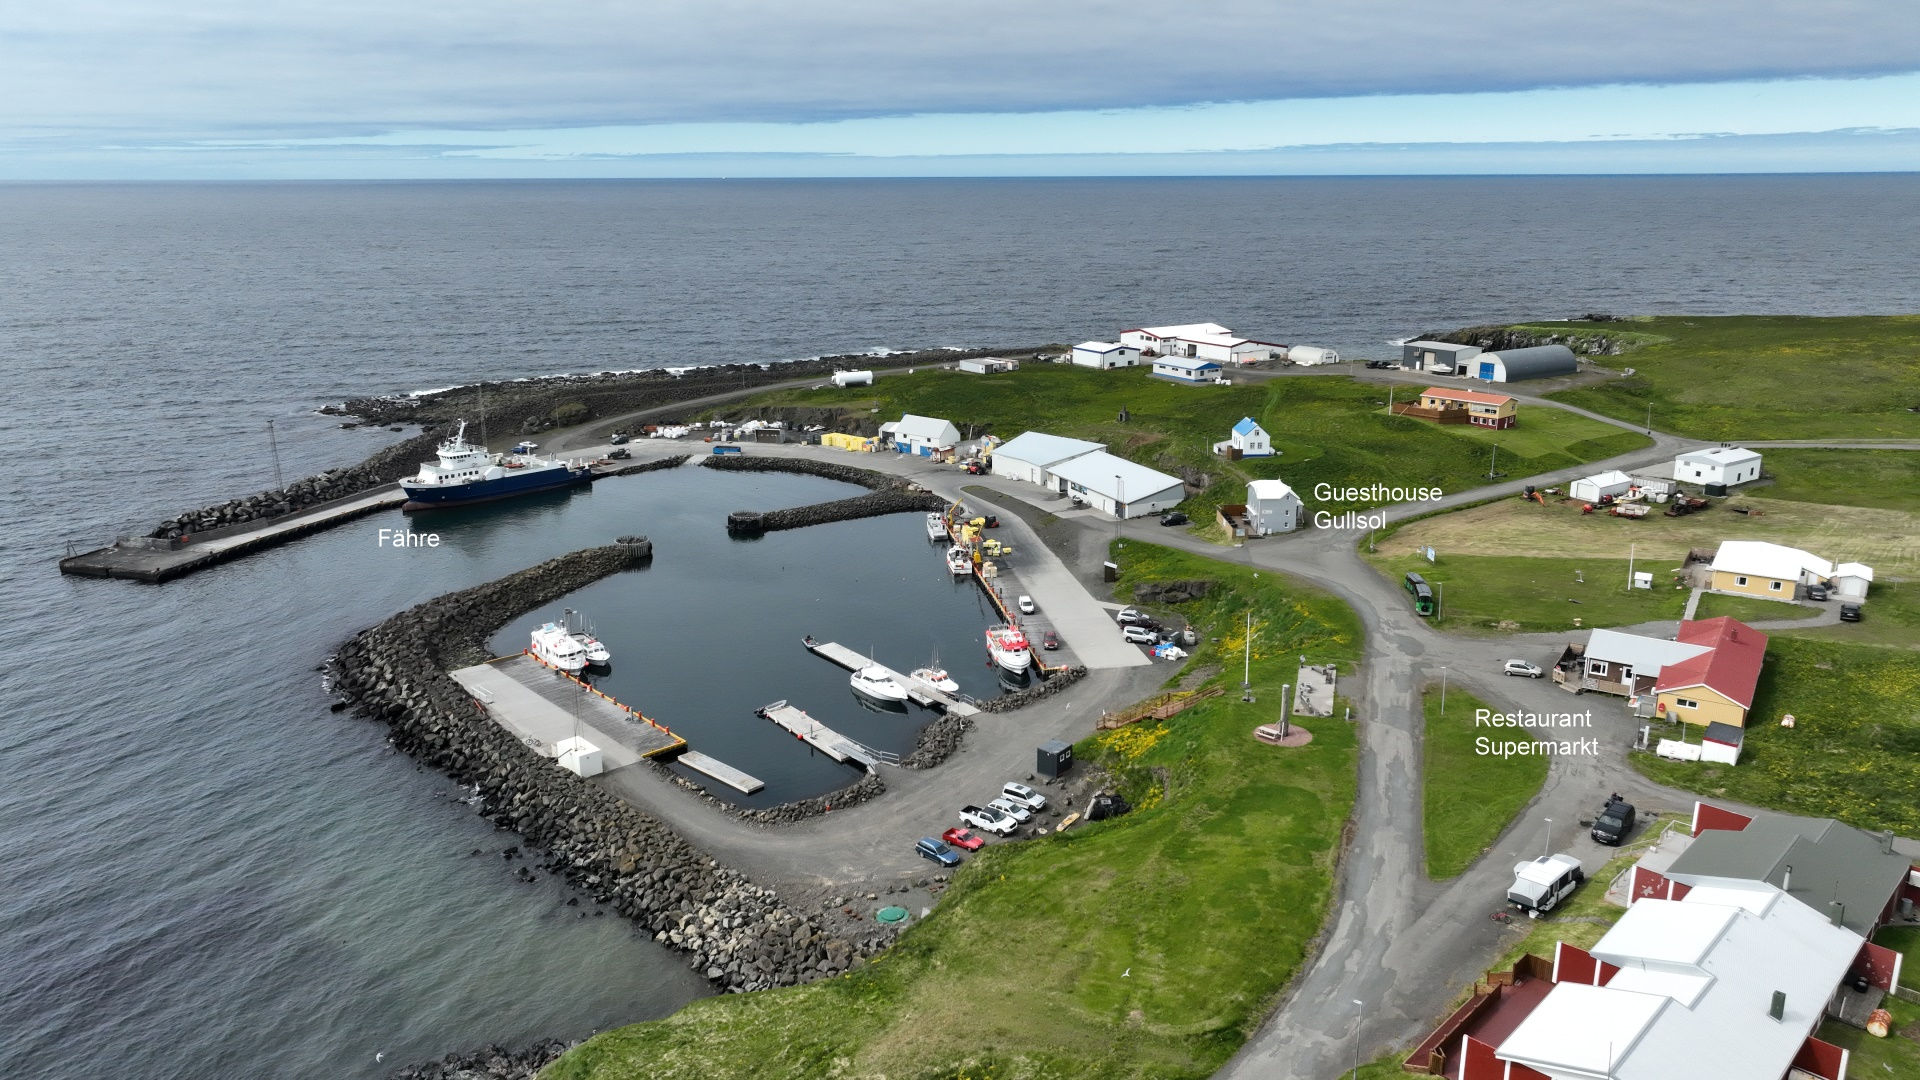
[1632, 638, 1920, 836]
[1817, 996, 1920, 1076]
[542, 543, 1363, 1080]
[715, 365, 1649, 514]
[1373, 492, 1920, 576]
[1511, 315, 1920, 440]
[1690, 592, 1823, 624]
[1783, 578, 1920, 649]
[1755, 449, 1920, 514]
[1422, 687, 1551, 879]
[1367, 552, 1689, 633]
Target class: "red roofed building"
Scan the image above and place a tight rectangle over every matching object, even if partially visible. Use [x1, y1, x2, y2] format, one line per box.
[1655, 617, 1768, 729]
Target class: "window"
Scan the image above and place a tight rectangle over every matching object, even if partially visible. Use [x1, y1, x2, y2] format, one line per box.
[1588, 660, 1610, 677]
[1673, 698, 1700, 710]
[1736, 576, 1749, 586]
[1770, 581, 1783, 592]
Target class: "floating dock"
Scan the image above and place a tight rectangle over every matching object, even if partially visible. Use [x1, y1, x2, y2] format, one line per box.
[676, 751, 764, 794]
[756, 700, 894, 769]
[60, 484, 407, 583]
[450, 653, 685, 767]
[801, 638, 980, 717]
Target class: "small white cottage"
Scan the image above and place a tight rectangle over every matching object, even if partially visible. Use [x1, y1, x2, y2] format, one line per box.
[1229, 417, 1272, 457]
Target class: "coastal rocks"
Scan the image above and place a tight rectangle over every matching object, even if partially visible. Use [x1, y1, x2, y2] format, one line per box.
[1421, 325, 1629, 356]
[383, 1039, 569, 1080]
[899, 710, 974, 769]
[656, 766, 887, 825]
[330, 544, 871, 995]
[700, 453, 915, 492]
[1133, 579, 1212, 605]
[146, 430, 439, 540]
[974, 666, 1088, 714]
[707, 455, 944, 536]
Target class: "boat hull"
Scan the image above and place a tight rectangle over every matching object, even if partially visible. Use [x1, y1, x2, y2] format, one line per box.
[990, 649, 1031, 674]
[402, 465, 592, 510]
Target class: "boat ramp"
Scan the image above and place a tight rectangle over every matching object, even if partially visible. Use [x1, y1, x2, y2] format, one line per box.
[801, 638, 981, 717]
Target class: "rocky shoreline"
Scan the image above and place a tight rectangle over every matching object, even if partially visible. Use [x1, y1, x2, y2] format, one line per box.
[384, 1039, 570, 1080]
[329, 543, 886, 996]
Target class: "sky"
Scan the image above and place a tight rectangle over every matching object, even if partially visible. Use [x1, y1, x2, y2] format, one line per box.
[4, 1, 1919, 178]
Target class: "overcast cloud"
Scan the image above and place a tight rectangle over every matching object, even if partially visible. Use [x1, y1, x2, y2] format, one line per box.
[7, 0, 1920, 140]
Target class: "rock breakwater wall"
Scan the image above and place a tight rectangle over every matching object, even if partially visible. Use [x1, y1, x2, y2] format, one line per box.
[975, 666, 1088, 714]
[704, 455, 944, 536]
[148, 431, 439, 540]
[385, 1039, 569, 1080]
[330, 544, 878, 993]
[1421, 324, 1630, 356]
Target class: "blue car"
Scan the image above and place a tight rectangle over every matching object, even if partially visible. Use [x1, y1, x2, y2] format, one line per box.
[915, 837, 962, 867]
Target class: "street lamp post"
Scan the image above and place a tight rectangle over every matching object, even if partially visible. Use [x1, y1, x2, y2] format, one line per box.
[1440, 665, 1449, 713]
[1350, 998, 1365, 1079]
[1544, 817, 1554, 858]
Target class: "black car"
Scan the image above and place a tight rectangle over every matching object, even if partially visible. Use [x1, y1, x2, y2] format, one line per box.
[1365, 359, 1397, 369]
[608, 447, 631, 459]
[1806, 584, 1829, 601]
[1840, 603, 1863, 622]
[609, 432, 630, 444]
[1159, 512, 1189, 527]
[1590, 794, 1636, 846]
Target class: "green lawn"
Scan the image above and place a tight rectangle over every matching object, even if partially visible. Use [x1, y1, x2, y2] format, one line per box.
[1366, 552, 1689, 633]
[717, 365, 1647, 514]
[1876, 926, 1920, 971]
[1782, 577, 1920, 649]
[1690, 592, 1823, 624]
[1632, 638, 1920, 835]
[543, 543, 1363, 1080]
[1516, 314, 1920, 440]
[1422, 687, 1551, 879]
[1817, 996, 1920, 1076]
[1487, 827, 1679, 972]
[1754, 449, 1920, 514]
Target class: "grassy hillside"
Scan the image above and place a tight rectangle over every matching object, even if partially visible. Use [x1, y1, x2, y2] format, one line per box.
[1514, 315, 1920, 440]
[713, 365, 1648, 515]
[542, 543, 1362, 1080]
[1750, 448, 1920, 513]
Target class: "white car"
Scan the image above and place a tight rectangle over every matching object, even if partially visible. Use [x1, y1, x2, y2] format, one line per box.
[1503, 659, 1544, 678]
[959, 804, 1017, 836]
[1115, 607, 1153, 626]
[1122, 625, 1157, 645]
[987, 797, 1034, 825]
[1018, 595, 1036, 614]
[1000, 781, 1047, 811]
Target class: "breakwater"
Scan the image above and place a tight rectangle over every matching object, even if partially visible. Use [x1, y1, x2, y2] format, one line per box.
[384, 1039, 569, 1080]
[330, 543, 879, 993]
[148, 431, 437, 540]
[1420, 324, 1631, 356]
[705, 455, 946, 537]
[975, 666, 1088, 714]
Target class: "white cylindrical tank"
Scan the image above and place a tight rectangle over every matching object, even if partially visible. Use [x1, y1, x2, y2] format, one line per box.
[1287, 345, 1340, 366]
[831, 370, 874, 387]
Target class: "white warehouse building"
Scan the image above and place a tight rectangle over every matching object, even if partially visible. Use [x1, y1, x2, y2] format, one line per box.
[1120, 323, 1286, 365]
[1246, 479, 1302, 535]
[1049, 452, 1186, 519]
[989, 431, 1104, 487]
[1071, 341, 1143, 369]
[1674, 447, 1762, 487]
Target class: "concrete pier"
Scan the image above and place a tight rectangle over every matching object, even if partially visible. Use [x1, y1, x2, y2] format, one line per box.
[801, 638, 980, 717]
[676, 751, 765, 794]
[60, 483, 407, 582]
[450, 654, 684, 766]
[756, 700, 894, 769]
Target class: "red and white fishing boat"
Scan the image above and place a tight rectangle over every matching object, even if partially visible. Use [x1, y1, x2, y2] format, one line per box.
[984, 625, 1032, 674]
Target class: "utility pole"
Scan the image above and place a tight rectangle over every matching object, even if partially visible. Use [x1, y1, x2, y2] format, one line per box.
[1350, 999, 1365, 1079]
[1241, 610, 1254, 703]
[267, 419, 284, 491]
[1488, 442, 1499, 479]
[1440, 665, 1449, 713]
[1627, 542, 1636, 593]
[1645, 402, 1653, 435]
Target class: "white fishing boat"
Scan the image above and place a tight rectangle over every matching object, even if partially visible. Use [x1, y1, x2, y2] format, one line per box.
[925, 512, 949, 542]
[563, 609, 611, 667]
[909, 665, 959, 694]
[529, 621, 589, 673]
[946, 545, 971, 575]
[984, 626, 1032, 674]
[850, 665, 910, 702]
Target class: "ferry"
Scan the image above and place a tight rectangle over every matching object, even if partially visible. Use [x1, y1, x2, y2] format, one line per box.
[530, 621, 589, 673]
[984, 626, 1032, 674]
[400, 420, 593, 510]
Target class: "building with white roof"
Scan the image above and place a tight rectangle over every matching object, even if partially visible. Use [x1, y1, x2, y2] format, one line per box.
[1120, 323, 1286, 365]
[1150, 355, 1225, 384]
[885, 414, 962, 457]
[1831, 562, 1873, 601]
[1568, 469, 1636, 503]
[1709, 540, 1845, 601]
[1047, 452, 1185, 519]
[1070, 341, 1143, 369]
[1562, 627, 1714, 699]
[1245, 479, 1301, 535]
[988, 432, 1105, 487]
[1675, 446, 1762, 488]
[1492, 881, 1862, 1080]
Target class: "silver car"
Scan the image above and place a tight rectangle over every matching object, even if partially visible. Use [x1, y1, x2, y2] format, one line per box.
[1503, 659, 1543, 678]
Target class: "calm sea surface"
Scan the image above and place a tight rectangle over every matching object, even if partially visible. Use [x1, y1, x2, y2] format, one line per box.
[2, 176, 1915, 1078]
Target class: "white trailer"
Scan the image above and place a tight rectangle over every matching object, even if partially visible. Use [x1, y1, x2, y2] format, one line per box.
[830, 370, 874, 387]
[1286, 345, 1340, 366]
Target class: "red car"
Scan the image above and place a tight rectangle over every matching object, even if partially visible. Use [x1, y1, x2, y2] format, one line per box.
[941, 827, 986, 851]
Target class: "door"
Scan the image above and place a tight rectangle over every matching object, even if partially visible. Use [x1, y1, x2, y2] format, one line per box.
[1478, 361, 1496, 380]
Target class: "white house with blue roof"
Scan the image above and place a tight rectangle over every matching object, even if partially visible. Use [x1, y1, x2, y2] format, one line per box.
[1229, 417, 1272, 457]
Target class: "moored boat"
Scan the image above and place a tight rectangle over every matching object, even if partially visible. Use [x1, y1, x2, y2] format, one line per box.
[984, 625, 1031, 673]
[909, 665, 959, 693]
[401, 420, 593, 510]
[926, 512, 949, 542]
[530, 621, 589, 672]
[564, 609, 611, 668]
[850, 664, 910, 702]
[946, 545, 971, 576]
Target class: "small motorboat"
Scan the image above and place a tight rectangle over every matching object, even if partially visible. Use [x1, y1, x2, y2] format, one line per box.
[946, 545, 971, 576]
[851, 665, 910, 702]
[564, 609, 611, 668]
[926, 512, 950, 542]
[910, 666, 959, 694]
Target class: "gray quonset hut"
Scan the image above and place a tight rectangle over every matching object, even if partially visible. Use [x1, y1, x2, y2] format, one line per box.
[1472, 344, 1578, 383]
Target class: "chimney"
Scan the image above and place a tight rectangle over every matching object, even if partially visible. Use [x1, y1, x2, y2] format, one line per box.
[1769, 991, 1786, 1021]
[1830, 901, 1846, 928]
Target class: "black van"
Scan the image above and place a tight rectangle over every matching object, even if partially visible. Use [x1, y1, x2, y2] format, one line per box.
[1591, 794, 1636, 845]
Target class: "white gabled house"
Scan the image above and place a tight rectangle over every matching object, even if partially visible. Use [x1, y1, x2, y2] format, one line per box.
[1245, 479, 1301, 535]
[1229, 417, 1272, 457]
[1674, 447, 1762, 487]
[1070, 341, 1143, 369]
[889, 414, 962, 457]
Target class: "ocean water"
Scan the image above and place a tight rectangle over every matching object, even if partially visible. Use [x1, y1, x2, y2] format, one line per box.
[2, 175, 1915, 1078]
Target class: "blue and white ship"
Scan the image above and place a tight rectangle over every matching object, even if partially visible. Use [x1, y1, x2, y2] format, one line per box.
[400, 421, 593, 510]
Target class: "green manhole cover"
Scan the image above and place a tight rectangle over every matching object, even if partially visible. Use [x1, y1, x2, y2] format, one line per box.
[875, 906, 910, 924]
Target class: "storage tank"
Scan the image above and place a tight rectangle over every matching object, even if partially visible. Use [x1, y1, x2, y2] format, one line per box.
[1287, 345, 1340, 366]
[830, 369, 874, 387]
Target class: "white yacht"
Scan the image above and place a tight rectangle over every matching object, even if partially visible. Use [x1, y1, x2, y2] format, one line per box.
[946, 545, 971, 575]
[850, 665, 910, 702]
[563, 610, 611, 667]
[530, 621, 589, 673]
